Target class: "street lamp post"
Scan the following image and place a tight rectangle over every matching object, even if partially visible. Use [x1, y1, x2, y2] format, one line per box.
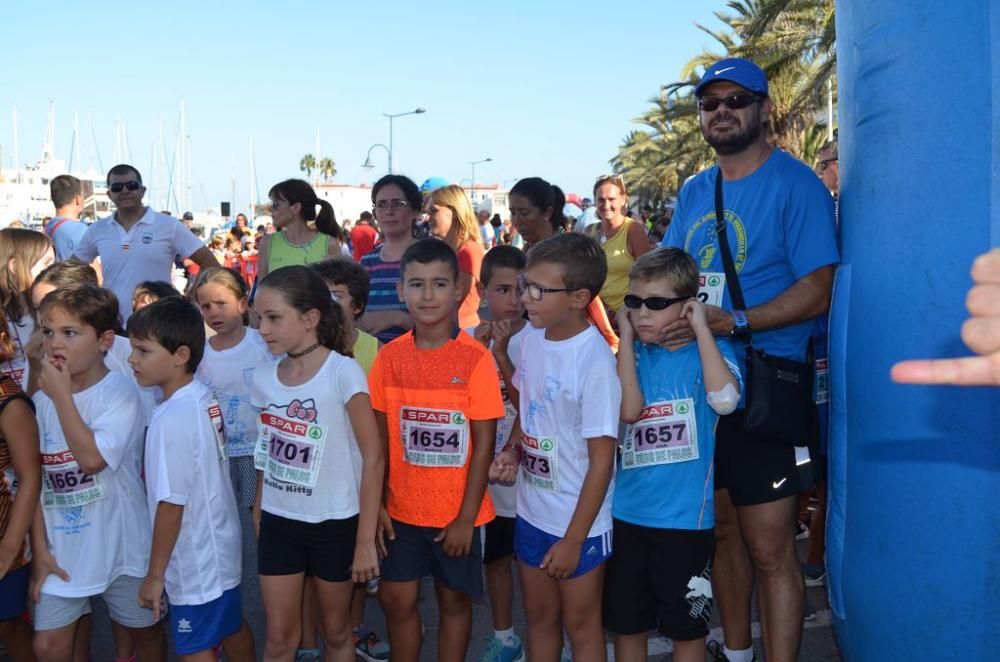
[361, 144, 391, 172]
[383, 108, 426, 173]
[469, 157, 492, 207]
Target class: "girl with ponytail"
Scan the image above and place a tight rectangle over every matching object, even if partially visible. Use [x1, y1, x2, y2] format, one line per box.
[250, 265, 384, 662]
[257, 179, 344, 281]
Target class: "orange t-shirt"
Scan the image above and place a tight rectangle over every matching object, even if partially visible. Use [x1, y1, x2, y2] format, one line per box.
[368, 330, 504, 528]
[456, 240, 484, 329]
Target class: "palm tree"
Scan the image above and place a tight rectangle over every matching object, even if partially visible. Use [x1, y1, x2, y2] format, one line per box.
[318, 157, 337, 182]
[299, 154, 316, 180]
[613, 0, 836, 201]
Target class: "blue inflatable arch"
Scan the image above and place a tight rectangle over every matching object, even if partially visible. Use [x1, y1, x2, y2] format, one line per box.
[830, 2, 1000, 659]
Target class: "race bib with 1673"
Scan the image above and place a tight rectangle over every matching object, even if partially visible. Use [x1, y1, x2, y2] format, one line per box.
[622, 398, 699, 469]
[520, 433, 558, 492]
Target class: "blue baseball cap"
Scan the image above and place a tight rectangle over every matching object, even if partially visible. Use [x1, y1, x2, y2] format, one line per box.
[695, 58, 769, 97]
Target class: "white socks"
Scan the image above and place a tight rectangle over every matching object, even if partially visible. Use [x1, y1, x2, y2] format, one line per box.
[724, 645, 754, 662]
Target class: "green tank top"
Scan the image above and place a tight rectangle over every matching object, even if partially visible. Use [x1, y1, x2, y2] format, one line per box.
[267, 231, 330, 271]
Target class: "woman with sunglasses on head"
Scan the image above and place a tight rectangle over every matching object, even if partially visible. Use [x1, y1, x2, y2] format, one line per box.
[594, 175, 652, 317]
[256, 179, 344, 282]
[357, 175, 422, 344]
[507, 177, 619, 352]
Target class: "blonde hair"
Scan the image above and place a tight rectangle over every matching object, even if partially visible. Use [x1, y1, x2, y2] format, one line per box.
[429, 185, 484, 249]
[0, 228, 52, 322]
[594, 174, 629, 199]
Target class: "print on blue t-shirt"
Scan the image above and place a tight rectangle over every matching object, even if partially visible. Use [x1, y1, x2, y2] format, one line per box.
[661, 150, 839, 361]
[613, 340, 742, 530]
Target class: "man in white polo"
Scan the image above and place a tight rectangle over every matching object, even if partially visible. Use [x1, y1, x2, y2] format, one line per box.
[75, 164, 219, 319]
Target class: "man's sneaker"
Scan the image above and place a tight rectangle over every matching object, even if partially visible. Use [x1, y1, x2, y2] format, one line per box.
[803, 563, 826, 587]
[294, 648, 320, 662]
[477, 633, 525, 662]
[354, 626, 391, 662]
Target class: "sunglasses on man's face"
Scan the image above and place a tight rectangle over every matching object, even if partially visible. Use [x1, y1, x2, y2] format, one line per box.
[623, 294, 689, 311]
[698, 93, 761, 112]
[109, 180, 142, 193]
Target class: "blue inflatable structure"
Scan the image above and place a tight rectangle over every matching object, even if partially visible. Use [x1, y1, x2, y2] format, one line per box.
[830, 2, 999, 659]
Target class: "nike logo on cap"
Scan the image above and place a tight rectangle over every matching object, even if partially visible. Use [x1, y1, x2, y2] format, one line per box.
[714, 66, 736, 74]
[772, 477, 788, 489]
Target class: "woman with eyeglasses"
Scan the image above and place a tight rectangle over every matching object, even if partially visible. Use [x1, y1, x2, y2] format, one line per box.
[594, 175, 652, 316]
[357, 175, 422, 344]
[508, 177, 619, 351]
[426, 185, 486, 332]
[256, 179, 344, 282]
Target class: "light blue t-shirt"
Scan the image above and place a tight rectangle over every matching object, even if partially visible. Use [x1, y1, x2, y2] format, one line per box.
[613, 339, 742, 530]
[662, 149, 839, 361]
[46, 216, 90, 261]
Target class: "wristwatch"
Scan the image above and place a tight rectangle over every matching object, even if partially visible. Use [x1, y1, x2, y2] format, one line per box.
[730, 309, 751, 341]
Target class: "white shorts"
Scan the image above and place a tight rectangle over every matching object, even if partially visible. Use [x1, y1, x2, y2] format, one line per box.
[34, 574, 164, 631]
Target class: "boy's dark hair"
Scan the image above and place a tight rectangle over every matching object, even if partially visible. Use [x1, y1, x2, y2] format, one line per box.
[33, 259, 99, 289]
[310, 258, 370, 318]
[127, 297, 205, 374]
[132, 281, 180, 305]
[50, 175, 82, 209]
[39, 285, 122, 338]
[400, 238, 459, 281]
[481, 245, 526, 287]
[106, 163, 143, 185]
[526, 233, 606, 300]
[629, 247, 700, 299]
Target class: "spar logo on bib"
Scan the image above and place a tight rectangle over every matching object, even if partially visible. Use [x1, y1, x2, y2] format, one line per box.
[260, 411, 309, 436]
[700, 274, 723, 288]
[401, 408, 464, 425]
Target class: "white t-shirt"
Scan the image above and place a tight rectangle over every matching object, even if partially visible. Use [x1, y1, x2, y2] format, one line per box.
[480, 223, 495, 247]
[488, 324, 530, 518]
[106, 335, 160, 424]
[197, 328, 276, 458]
[35, 371, 150, 597]
[513, 325, 620, 538]
[250, 351, 369, 523]
[145, 380, 242, 606]
[73, 208, 204, 320]
[3, 315, 33, 389]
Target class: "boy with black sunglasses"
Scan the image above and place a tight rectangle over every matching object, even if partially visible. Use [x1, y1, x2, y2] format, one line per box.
[604, 247, 742, 662]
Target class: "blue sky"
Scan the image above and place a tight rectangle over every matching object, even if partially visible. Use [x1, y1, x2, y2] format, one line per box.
[2, 0, 726, 215]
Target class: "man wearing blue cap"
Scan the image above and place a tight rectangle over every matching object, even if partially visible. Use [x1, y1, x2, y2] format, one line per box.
[659, 58, 839, 662]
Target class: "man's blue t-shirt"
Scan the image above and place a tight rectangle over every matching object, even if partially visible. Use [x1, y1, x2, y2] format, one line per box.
[46, 217, 89, 261]
[662, 149, 839, 361]
[613, 339, 742, 530]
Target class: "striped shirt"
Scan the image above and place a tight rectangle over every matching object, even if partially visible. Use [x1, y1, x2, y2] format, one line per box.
[360, 245, 409, 344]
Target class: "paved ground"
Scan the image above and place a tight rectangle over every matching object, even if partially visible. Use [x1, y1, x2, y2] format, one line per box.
[35, 508, 841, 661]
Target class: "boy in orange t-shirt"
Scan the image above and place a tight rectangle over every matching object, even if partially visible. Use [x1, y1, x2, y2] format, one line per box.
[368, 239, 504, 662]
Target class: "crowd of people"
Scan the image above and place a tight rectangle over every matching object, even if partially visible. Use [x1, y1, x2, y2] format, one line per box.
[0, 56, 910, 662]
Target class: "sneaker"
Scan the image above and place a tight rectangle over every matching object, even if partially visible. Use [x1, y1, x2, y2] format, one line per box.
[354, 627, 390, 662]
[707, 640, 761, 661]
[294, 648, 320, 662]
[477, 634, 525, 662]
[560, 646, 573, 662]
[794, 520, 810, 540]
[366, 576, 381, 595]
[803, 563, 826, 587]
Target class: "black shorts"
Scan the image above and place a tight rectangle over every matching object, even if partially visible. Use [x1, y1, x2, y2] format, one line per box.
[258, 512, 357, 582]
[380, 519, 484, 598]
[483, 516, 515, 565]
[603, 520, 714, 641]
[714, 409, 817, 506]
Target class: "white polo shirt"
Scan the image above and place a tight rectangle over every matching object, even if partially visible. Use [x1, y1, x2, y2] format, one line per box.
[74, 208, 203, 320]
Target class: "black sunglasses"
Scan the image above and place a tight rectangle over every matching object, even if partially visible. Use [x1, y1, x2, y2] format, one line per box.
[623, 294, 689, 311]
[109, 180, 142, 193]
[698, 93, 761, 112]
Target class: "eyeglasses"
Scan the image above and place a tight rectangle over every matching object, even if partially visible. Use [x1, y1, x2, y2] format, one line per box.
[374, 199, 409, 211]
[698, 93, 761, 112]
[517, 274, 578, 301]
[623, 294, 689, 311]
[595, 174, 628, 196]
[109, 180, 142, 193]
